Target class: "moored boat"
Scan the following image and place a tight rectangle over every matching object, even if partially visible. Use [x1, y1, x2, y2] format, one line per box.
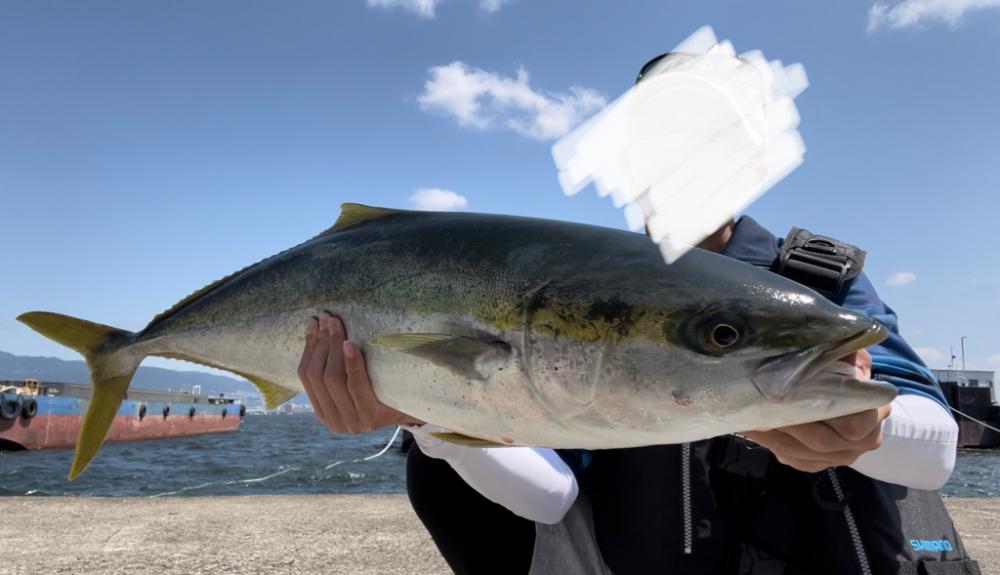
[0, 379, 244, 450]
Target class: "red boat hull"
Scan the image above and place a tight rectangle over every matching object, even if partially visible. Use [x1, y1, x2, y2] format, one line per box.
[0, 413, 241, 449]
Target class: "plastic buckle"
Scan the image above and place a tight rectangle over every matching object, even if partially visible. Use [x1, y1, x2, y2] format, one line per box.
[715, 435, 774, 479]
[774, 228, 866, 300]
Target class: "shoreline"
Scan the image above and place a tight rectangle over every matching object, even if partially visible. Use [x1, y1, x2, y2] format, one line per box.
[2, 494, 995, 574]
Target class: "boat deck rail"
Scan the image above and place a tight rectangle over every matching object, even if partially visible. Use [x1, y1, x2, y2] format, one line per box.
[0, 380, 237, 404]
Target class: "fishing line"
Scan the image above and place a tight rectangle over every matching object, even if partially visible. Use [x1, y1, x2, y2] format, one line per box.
[148, 425, 403, 497]
[324, 425, 402, 470]
[237, 465, 304, 484]
[949, 406, 1000, 435]
[150, 467, 305, 497]
[151, 481, 227, 497]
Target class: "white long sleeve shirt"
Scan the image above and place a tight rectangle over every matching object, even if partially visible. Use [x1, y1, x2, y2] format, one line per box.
[406, 426, 578, 525]
[850, 392, 958, 490]
[407, 378, 958, 523]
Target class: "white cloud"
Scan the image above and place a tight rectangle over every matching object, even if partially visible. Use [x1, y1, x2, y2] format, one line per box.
[409, 188, 468, 211]
[367, 0, 443, 18]
[986, 354, 1000, 368]
[867, 0, 1000, 31]
[886, 271, 917, 287]
[479, 0, 511, 13]
[418, 62, 606, 140]
[915, 347, 946, 366]
[366, 0, 511, 18]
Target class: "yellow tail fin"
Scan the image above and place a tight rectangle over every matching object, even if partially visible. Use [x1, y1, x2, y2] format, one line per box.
[16, 311, 142, 480]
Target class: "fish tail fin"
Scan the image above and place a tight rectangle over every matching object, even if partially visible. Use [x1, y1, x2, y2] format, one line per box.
[16, 311, 142, 480]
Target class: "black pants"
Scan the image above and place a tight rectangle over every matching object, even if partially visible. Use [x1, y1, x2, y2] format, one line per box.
[406, 443, 536, 575]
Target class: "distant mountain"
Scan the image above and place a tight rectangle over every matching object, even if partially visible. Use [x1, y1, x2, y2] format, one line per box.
[0, 350, 259, 396]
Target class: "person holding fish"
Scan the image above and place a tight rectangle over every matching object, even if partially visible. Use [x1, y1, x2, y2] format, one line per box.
[297, 45, 974, 575]
[299, 212, 971, 574]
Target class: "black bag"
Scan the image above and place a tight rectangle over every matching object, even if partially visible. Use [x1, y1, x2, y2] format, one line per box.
[808, 467, 981, 575]
[715, 227, 982, 575]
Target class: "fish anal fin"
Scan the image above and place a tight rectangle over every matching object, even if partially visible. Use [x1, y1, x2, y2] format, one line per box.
[371, 333, 511, 380]
[241, 373, 298, 409]
[152, 353, 297, 409]
[430, 432, 509, 448]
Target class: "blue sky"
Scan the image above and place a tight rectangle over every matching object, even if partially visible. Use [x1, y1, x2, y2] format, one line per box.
[1, 0, 998, 374]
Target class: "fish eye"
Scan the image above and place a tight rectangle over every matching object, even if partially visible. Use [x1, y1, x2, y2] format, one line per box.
[710, 323, 740, 348]
[691, 314, 745, 354]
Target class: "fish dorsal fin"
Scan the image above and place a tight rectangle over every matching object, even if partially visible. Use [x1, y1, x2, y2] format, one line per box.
[151, 352, 298, 409]
[146, 204, 404, 331]
[316, 203, 403, 238]
[147, 220, 343, 331]
[371, 333, 512, 380]
[146, 272, 245, 330]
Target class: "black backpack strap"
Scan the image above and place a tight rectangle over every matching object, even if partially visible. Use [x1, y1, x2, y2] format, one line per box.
[918, 559, 982, 575]
[730, 542, 811, 575]
[773, 227, 866, 299]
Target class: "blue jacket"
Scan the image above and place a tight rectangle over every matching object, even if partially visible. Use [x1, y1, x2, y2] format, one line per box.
[722, 215, 947, 408]
[569, 218, 960, 575]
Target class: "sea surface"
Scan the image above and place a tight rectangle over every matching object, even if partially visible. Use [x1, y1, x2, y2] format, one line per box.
[1, 413, 999, 497]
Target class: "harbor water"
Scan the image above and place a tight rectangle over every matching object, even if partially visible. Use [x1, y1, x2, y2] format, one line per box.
[1, 413, 998, 497]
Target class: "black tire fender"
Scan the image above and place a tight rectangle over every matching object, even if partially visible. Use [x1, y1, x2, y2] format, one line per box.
[1, 399, 21, 421]
[21, 398, 38, 420]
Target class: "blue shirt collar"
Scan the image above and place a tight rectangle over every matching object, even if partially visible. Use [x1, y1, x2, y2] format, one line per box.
[720, 216, 781, 269]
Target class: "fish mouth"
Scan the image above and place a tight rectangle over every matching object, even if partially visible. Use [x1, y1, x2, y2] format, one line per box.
[801, 320, 887, 381]
[751, 320, 888, 401]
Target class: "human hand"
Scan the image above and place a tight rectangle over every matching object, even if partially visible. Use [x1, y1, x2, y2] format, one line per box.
[742, 349, 892, 473]
[297, 312, 424, 434]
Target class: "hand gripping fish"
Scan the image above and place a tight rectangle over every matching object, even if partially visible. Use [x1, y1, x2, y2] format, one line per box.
[18, 205, 893, 479]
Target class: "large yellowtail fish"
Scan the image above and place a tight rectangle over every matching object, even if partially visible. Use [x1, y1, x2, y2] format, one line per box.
[18, 204, 893, 479]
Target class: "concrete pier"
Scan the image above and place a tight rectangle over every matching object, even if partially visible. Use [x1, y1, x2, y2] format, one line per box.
[3, 495, 995, 574]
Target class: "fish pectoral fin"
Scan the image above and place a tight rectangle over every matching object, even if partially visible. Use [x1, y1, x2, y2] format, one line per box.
[371, 333, 511, 380]
[430, 432, 509, 448]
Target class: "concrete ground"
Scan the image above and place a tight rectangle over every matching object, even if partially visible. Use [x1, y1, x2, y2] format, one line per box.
[2, 495, 995, 574]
